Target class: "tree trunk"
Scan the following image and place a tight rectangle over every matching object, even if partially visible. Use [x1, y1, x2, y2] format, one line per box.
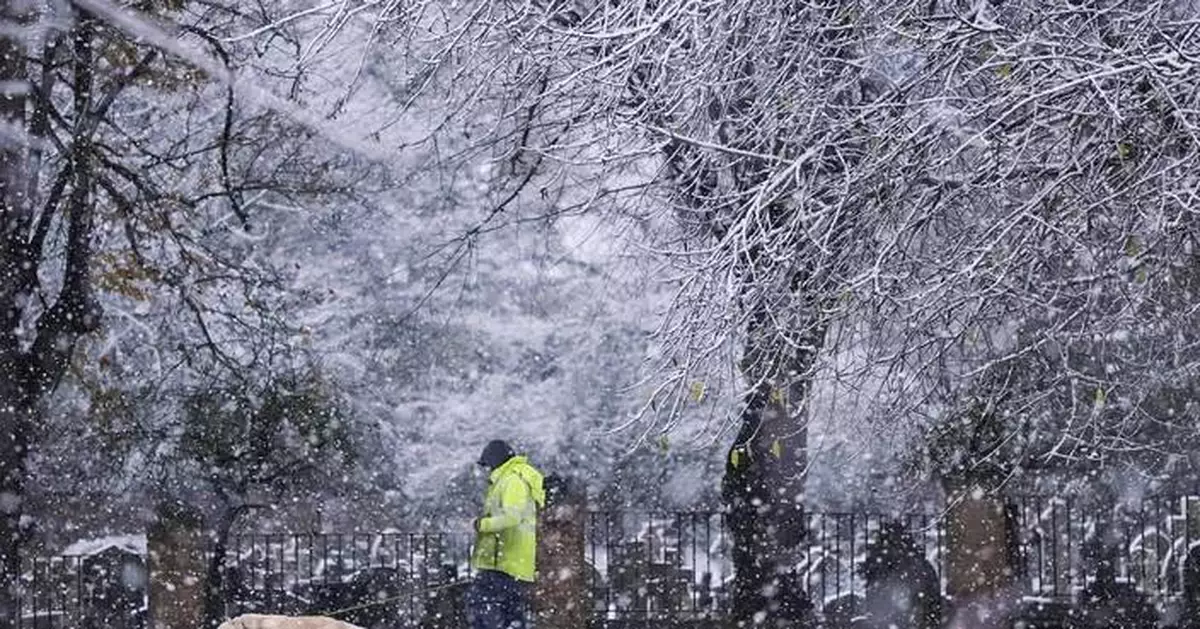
[0, 1, 30, 625]
[0, 8, 100, 627]
[204, 505, 239, 628]
[0, 401, 33, 629]
[723, 317, 823, 628]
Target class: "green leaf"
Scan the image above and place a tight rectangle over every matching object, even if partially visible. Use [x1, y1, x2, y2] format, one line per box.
[657, 434, 670, 452]
[689, 381, 706, 402]
[1094, 387, 1107, 408]
[1124, 235, 1142, 257]
[770, 439, 783, 459]
[996, 63, 1013, 79]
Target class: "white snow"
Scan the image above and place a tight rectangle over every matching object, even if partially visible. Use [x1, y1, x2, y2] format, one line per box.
[62, 534, 148, 557]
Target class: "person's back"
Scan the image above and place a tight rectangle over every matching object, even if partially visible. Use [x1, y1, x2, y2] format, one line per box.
[466, 440, 545, 629]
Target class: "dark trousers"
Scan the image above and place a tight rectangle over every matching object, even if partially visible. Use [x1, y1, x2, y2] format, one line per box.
[466, 570, 529, 629]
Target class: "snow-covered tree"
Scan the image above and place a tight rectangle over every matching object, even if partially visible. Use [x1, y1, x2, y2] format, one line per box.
[318, 0, 1200, 623]
[0, 2, 376, 623]
[6, 1, 1199, 626]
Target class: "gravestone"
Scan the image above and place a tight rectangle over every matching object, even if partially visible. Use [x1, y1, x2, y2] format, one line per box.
[642, 561, 690, 616]
[822, 593, 862, 629]
[342, 567, 407, 629]
[586, 562, 607, 618]
[1183, 545, 1200, 629]
[1010, 598, 1073, 629]
[696, 572, 715, 615]
[610, 539, 649, 612]
[1070, 552, 1156, 629]
[81, 546, 148, 629]
[859, 521, 940, 629]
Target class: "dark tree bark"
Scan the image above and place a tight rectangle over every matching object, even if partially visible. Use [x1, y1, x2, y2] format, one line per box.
[0, 3, 34, 624]
[722, 309, 824, 628]
[0, 8, 101, 627]
[203, 500, 243, 628]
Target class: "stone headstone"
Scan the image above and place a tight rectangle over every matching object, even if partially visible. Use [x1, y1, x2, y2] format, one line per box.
[82, 547, 148, 629]
[342, 567, 407, 629]
[1010, 598, 1074, 629]
[822, 593, 863, 629]
[1183, 545, 1200, 629]
[1072, 572, 1157, 629]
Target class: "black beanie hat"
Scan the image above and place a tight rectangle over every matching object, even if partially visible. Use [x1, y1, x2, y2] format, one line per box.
[478, 440, 515, 470]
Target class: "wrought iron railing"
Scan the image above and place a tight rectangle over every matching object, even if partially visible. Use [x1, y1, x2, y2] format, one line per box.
[18, 498, 1200, 627]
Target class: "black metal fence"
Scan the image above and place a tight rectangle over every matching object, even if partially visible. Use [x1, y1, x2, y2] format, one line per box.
[217, 532, 476, 627]
[582, 511, 946, 622]
[18, 498, 1200, 627]
[582, 500, 1200, 626]
[16, 551, 147, 629]
[1010, 495, 1200, 603]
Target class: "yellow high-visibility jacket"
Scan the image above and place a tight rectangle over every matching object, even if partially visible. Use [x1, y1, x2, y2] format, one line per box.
[471, 455, 546, 582]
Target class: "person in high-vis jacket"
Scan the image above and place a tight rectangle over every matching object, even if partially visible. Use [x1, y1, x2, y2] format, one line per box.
[467, 440, 545, 629]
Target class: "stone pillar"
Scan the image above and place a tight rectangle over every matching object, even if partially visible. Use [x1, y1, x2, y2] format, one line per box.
[1182, 545, 1200, 629]
[534, 476, 588, 629]
[147, 501, 208, 629]
[943, 485, 1016, 629]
